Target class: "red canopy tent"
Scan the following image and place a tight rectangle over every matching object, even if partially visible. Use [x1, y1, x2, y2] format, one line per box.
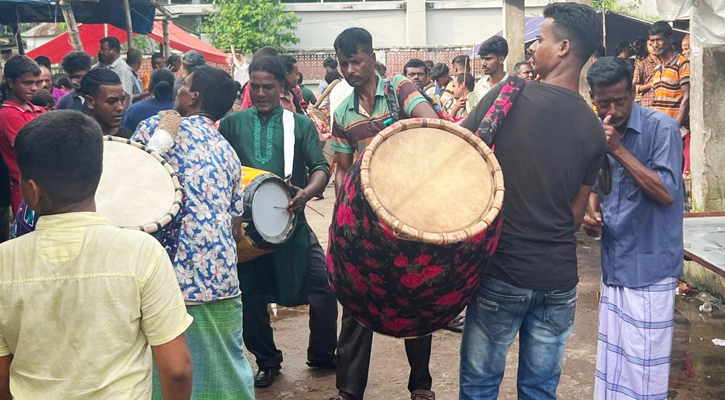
[28, 21, 228, 65]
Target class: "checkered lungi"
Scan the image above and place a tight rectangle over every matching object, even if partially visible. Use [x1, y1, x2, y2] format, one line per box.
[594, 277, 677, 400]
[152, 296, 255, 400]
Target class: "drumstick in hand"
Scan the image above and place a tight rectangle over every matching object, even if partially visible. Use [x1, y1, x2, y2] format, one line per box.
[274, 204, 325, 218]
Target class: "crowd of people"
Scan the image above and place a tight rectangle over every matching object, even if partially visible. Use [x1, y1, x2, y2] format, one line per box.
[0, 2, 688, 400]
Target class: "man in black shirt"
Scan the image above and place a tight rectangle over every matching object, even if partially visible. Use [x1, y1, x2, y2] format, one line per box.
[459, 3, 605, 399]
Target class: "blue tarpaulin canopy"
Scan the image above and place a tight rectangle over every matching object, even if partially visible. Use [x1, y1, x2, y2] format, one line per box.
[467, 12, 687, 58]
[0, 0, 156, 34]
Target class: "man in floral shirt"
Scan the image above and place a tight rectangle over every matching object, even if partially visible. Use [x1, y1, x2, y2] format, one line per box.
[133, 67, 255, 400]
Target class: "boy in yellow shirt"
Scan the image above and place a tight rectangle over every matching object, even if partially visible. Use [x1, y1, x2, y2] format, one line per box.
[0, 111, 194, 400]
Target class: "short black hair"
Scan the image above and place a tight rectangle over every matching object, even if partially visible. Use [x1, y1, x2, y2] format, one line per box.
[323, 57, 338, 70]
[375, 62, 386, 75]
[649, 21, 673, 38]
[454, 73, 475, 92]
[166, 54, 181, 67]
[334, 27, 373, 58]
[53, 73, 71, 89]
[15, 111, 103, 207]
[61, 51, 92, 75]
[298, 71, 304, 83]
[151, 52, 164, 62]
[514, 60, 532, 73]
[615, 40, 632, 55]
[34, 56, 51, 70]
[404, 59, 428, 76]
[594, 45, 606, 59]
[3, 55, 41, 80]
[424, 60, 435, 71]
[587, 56, 633, 92]
[80, 68, 122, 98]
[325, 70, 342, 84]
[543, 2, 602, 66]
[126, 48, 143, 66]
[254, 46, 279, 59]
[430, 63, 449, 80]
[149, 68, 175, 101]
[100, 37, 121, 53]
[249, 56, 287, 85]
[189, 67, 237, 121]
[479, 36, 509, 58]
[278, 55, 297, 75]
[1, 55, 41, 97]
[31, 89, 55, 109]
[630, 37, 648, 58]
[452, 55, 471, 73]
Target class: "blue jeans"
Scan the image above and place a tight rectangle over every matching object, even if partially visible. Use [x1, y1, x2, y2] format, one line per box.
[459, 278, 577, 400]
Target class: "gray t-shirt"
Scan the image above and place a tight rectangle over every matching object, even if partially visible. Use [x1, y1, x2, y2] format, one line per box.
[462, 81, 606, 290]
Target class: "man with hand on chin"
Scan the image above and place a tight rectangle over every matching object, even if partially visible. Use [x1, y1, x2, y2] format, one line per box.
[219, 55, 337, 389]
[583, 56, 683, 400]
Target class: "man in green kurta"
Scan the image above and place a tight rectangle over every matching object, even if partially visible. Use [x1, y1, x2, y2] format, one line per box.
[219, 55, 338, 389]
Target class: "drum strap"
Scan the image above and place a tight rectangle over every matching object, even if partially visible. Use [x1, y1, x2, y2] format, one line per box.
[474, 74, 526, 147]
[384, 80, 458, 124]
[282, 109, 296, 181]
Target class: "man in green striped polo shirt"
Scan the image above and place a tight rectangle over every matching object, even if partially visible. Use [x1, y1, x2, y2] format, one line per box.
[330, 27, 440, 400]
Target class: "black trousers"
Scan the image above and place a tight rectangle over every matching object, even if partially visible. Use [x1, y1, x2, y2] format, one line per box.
[242, 230, 338, 369]
[0, 205, 9, 243]
[337, 308, 433, 400]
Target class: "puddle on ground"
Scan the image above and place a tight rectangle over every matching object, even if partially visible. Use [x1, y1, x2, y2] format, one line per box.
[671, 295, 725, 399]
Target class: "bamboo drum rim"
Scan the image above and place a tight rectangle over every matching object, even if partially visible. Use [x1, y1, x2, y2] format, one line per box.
[359, 118, 504, 245]
[103, 136, 183, 233]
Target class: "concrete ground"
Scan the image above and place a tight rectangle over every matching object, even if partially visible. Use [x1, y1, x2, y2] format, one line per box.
[249, 187, 725, 400]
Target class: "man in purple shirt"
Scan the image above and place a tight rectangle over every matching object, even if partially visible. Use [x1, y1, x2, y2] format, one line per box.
[583, 57, 684, 400]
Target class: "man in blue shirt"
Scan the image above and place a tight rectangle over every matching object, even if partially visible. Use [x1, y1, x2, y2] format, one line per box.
[583, 57, 684, 400]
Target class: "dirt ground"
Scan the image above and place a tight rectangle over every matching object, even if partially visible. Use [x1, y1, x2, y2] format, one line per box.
[249, 187, 725, 400]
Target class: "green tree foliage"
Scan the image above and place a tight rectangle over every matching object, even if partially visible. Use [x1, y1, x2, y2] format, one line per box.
[203, 0, 301, 54]
[593, 0, 657, 21]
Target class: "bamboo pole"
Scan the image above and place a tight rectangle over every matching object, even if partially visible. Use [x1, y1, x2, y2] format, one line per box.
[59, 0, 83, 52]
[162, 17, 170, 59]
[122, 0, 134, 49]
[13, 6, 24, 55]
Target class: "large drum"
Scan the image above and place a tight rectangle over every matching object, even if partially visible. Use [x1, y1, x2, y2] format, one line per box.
[327, 118, 504, 338]
[237, 167, 297, 263]
[97, 136, 184, 258]
[14, 136, 184, 258]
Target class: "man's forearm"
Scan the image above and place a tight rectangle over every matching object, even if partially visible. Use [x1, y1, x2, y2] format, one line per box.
[675, 95, 690, 126]
[0, 354, 12, 400]
[303, 170, 328, 201]
[611, 147, 673, 207]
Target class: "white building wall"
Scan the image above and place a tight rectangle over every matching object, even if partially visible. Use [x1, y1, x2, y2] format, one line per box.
[167, 1, 550, 49]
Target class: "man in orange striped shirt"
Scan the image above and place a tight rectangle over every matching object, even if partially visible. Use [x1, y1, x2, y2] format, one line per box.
[649, 21, 690, 173]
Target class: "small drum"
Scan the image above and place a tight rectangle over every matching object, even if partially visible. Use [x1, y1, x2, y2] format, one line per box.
[237, 167, 297, 263]
[327, 118, 505, 338]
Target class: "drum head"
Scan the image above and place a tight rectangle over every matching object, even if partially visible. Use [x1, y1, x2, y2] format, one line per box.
[96, 140, 176, 229]
[251, 179, 294, 243]
[368, 126, 494, 234]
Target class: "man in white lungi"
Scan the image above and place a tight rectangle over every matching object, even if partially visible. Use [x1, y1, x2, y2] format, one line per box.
[583, 56, 684, 400]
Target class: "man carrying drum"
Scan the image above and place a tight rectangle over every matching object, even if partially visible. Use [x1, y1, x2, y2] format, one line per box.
[132, 67, 256, 400]
[330, 27, 440, 400]
[218, 56, 338, 389]
[459, 3, 606, 399]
